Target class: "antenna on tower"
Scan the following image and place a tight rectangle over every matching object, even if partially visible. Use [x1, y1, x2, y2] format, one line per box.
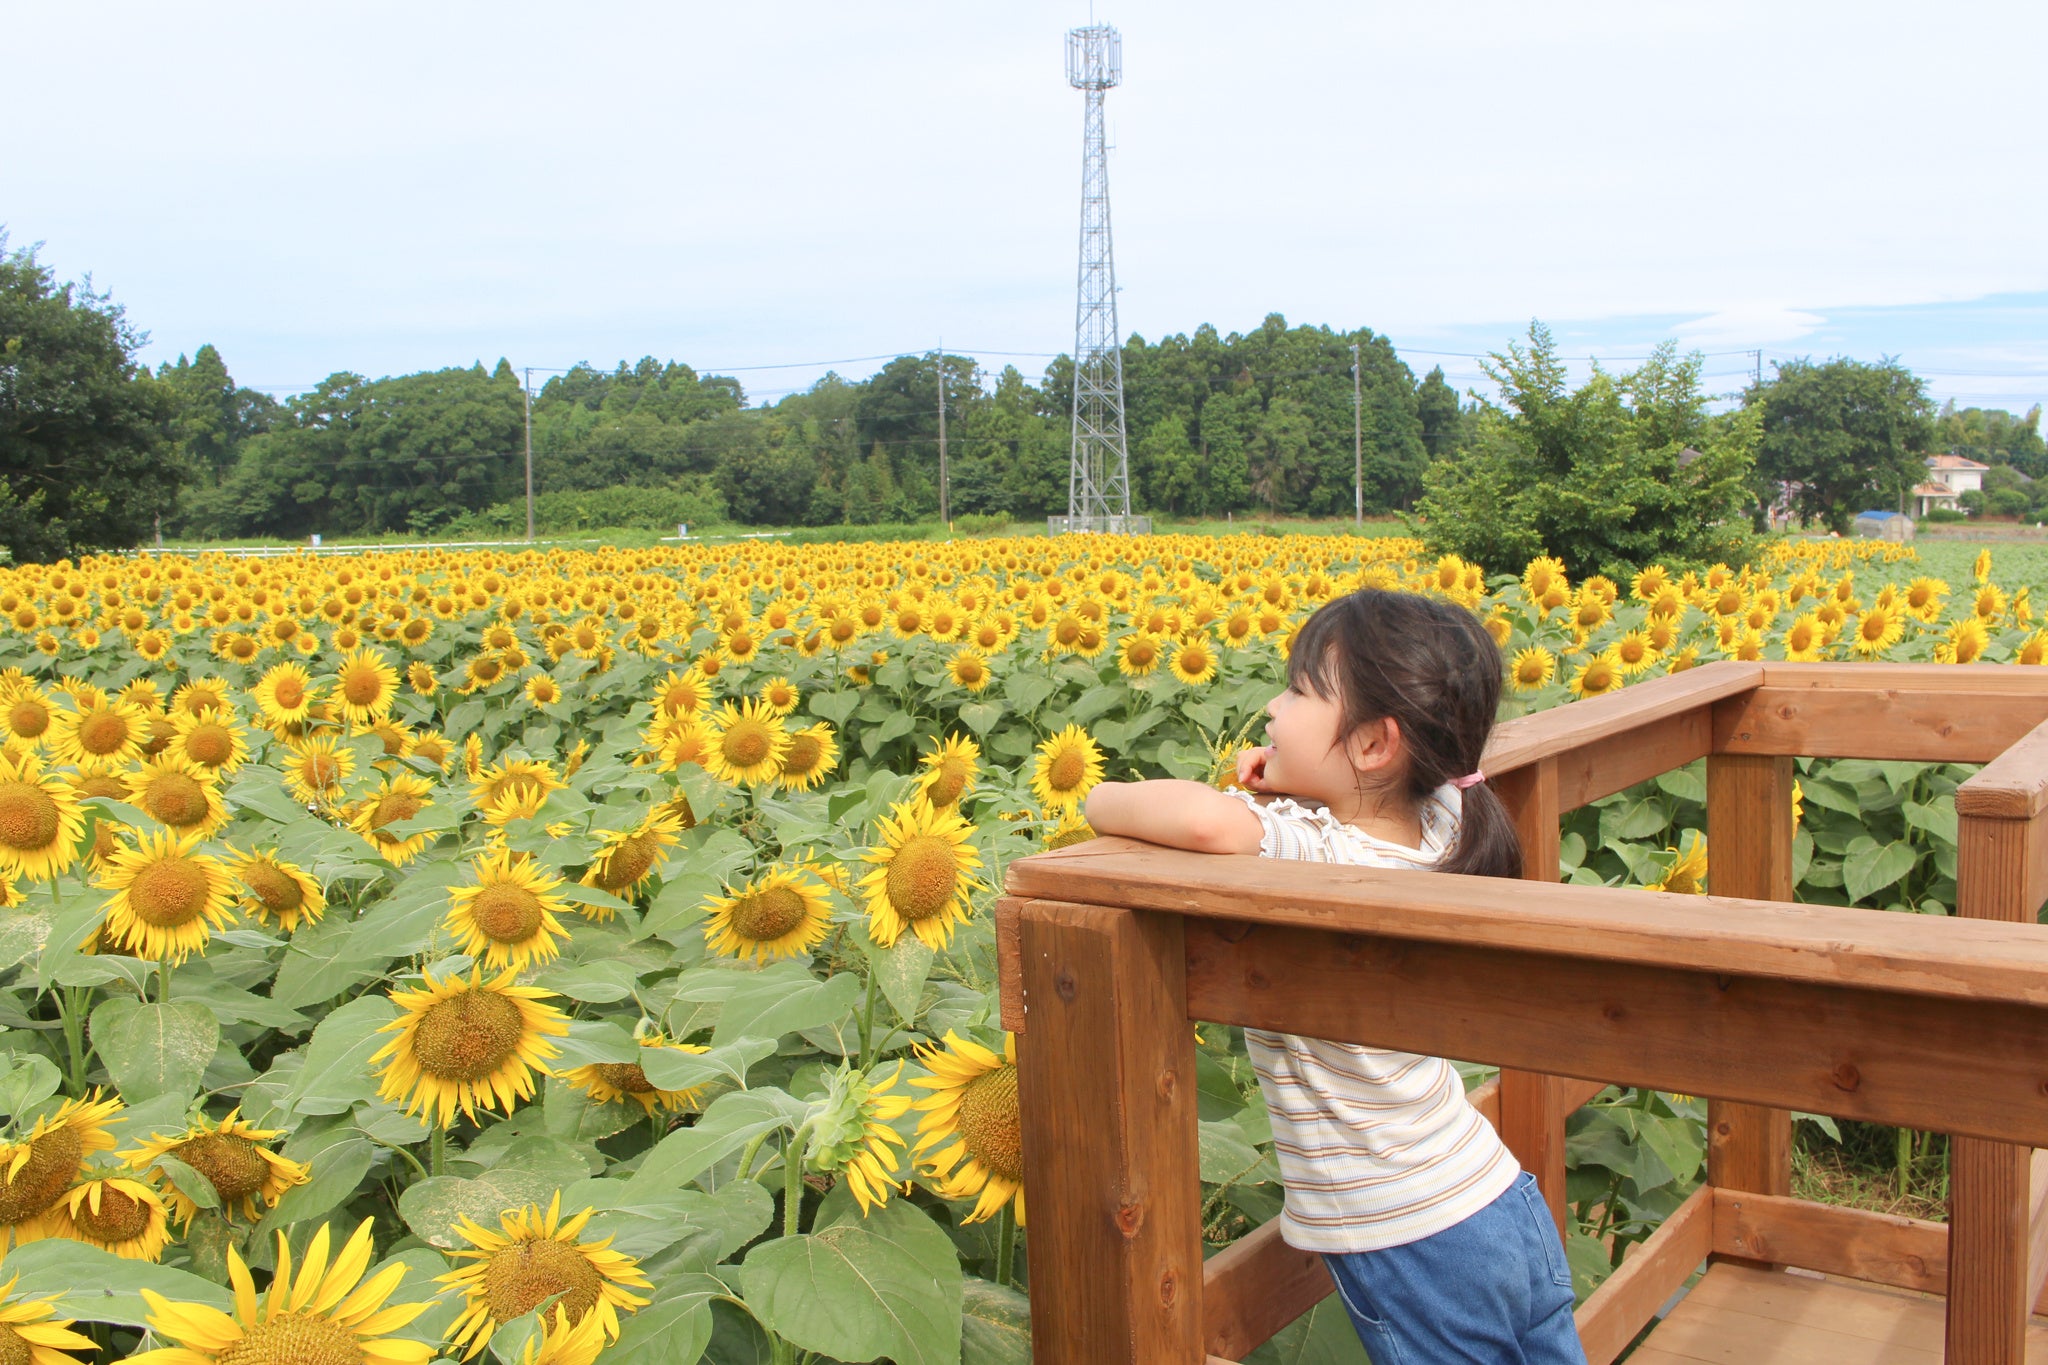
[1053, 22, 1147, 537]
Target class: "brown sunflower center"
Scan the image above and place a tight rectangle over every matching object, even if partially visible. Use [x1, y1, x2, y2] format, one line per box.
[215, 1310, 361, 1365]
[70, 1184, 151, 1244]
[471, 883, 545, 944]
[729, 886, 810, 942]
[594, 834, 658, 894]
[182, 722, 233, 767]
[342, 665, 385, 706]
[481, 1237, 605, 1326]
[0, 1324, 30, 1365]
[412, 990, 526, 1083]
[885, 836, 959, 922]
[300, 754, 341, 791]
[131, 857, 214, 927]
[0, 1128, 81, 1224]
[78, 712, 132, 755]
[781, 734, 822, 777]
[272, 677, 306, 709]
[0, 781, 60, 853]
[956, 1064, 1023, 1182]
[370, 791, 424, 831]
[241, 862, 304, 915]
[593, 1062, 657, 1095]
[1046, 750, 1086, 793]
[175, 1133, 272, 1204]
[924, 761, 969, 809]
[7, 699, 49, 738]
[721, 720, 771, 770]
[141, 773, 210, 828]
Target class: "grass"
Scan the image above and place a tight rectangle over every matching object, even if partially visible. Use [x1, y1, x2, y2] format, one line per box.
[1792, 1123, 1950, 1223]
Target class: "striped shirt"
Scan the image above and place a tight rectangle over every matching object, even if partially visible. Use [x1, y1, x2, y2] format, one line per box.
[1223, 786, 1520, 1253]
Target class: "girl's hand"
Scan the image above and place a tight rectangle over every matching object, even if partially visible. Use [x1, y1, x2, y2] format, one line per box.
[1236, 745, 1273, 791]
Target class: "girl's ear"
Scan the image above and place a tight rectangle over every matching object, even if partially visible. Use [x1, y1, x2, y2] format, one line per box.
[1347, 715, 1402, 774]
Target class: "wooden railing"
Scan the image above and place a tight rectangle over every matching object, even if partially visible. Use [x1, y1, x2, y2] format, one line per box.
[995, 661, 2048, 1365]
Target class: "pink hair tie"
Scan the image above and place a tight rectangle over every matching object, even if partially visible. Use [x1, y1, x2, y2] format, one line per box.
[1450, 770, 1487, 791]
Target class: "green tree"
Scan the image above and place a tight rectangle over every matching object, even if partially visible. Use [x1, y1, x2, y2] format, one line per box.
[1933, 401, 2047, 477]
[0, 236, 184, 561]
[1417, 365, 1464, 457]
[1417, 324, 1758, 578]
[1748, 357, 1932, 533]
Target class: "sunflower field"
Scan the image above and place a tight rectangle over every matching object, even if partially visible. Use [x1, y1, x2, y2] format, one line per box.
[0, 531, 2030, 1364]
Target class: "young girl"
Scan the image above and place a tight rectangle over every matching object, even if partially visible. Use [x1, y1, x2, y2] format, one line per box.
[1084, 588, 1586, 1365]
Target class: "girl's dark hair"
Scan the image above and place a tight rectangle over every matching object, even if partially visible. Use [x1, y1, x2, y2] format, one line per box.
[1285, 588, 1522, 879]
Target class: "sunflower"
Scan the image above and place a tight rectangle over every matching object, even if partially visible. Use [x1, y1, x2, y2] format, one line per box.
[225, 847, 326, 932]
[581, 809, 684, 904]
[1938, 615, 1990, 665]
[0, 1094, 122, 1246]
[331, 646, 399, 725]
[910, 1031, 1024, 1225]
[1567, 650, 1625, 700]
[703, 865, 835, 962]
[97, 829, 235, 965]
[440, 1193, 652, 1360]
[1030, 725, 1105, 813]
[756, 675, 801, 716]
[1522, 556, 1568, 611]
[0, 1270, 97, 1362]
[1169, 635, 1218, 686]
[1116, 631, 1163, 677]
[0, 682, 55, 750]
[281, 734, 355, 806]
[250, 661, 319, 730]
[1044, 812, 1097, 849]
[807, 1062, 913, 1216]
[1508, 646, 1555, 692]
[406, 660, 438, 696]
[2020, 630, 2048, 667]
[48, 697, 147, 772]
[651, 666, 713, 718]
[1782, 613, 1825, 662]
[445, 848, 574, 972]
[347, 773, 438, 866]
[702, 698, 791, 786]
[125, 753, 229, 839]
[1611, 629, 1659, 677]
[0, 751, 84, 883]
[46, 1175, 169, 1260]
[522, 674, 562, 708]
[775, 722, 840, 792]
[652, 717, 711, 772]
[470, 758, 567, 826]
[858, 799, 984, 950]
[918, 733, 981, 809]
[516, 1304, 609, 1365]
[1648, 832, 1708, 895]
[121, 1109, 310, 1223]
[1904, 577, 1947, 623]
[162, 709, 248, 776]
[1849, 603, 1903, 658]
[409, 729, 455, 773]
[130, 1218, 437, 1365]
[557, 1033, 710, 1115]
[371, 966, 568, 1128]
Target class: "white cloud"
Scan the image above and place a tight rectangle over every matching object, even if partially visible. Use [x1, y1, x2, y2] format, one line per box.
[1673, 307, 1826, 349]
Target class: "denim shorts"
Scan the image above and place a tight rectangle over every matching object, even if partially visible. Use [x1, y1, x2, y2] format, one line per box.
[1321, 1171, 1587, 1364]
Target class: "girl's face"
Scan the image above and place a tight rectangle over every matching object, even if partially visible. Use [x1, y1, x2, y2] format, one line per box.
[1262, 679, 1360, 802]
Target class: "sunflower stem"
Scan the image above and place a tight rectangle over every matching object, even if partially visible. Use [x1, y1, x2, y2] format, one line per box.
[782, 1123, 811, 1239]
[735, 1128, 773, 1186]
[430, 1123, 448, 1177]
[157, 959, 171, 1004]
[856, 967, 879, 1071]
[58, 985, 90, 1097]
[995, 1204, 1016, 1288]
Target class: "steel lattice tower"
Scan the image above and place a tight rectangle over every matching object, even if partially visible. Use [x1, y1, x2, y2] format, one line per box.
[1056, 24, 1144, 536]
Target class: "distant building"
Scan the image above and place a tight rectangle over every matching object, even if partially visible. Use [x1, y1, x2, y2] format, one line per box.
[1912, 453, 1990, 517]
[1853, 510, 1914, 542]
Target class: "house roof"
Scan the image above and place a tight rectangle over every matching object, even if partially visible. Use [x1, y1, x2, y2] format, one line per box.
[1912, 481, 1959, 498]
[1928, 453, 1991, 470]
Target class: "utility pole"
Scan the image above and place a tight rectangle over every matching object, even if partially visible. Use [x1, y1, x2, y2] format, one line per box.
[522, 367, 535, 543]
[1752, 349, 1763, 392]
[1351, 342, 1363, 525]
[936, 345, 950, 527]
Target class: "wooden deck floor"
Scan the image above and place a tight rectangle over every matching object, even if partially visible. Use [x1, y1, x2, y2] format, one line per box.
[1628, 1263, 2048, 1363]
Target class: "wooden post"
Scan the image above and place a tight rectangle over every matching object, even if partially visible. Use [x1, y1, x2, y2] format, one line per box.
[1016, 901, 1203, 1365]
[1493, 758, 1570, 1232]
[1947, 811, 2035, 1364]
[1704, 754, 1794, 1228]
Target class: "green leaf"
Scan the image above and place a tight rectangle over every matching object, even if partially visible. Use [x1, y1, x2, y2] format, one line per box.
[737, 1198, 963, 1365]
[270, 911, 394, 1009]
[711, 965, 862, 1047]
[0, 1239, 232, 1327]
[957, 701, 1004, 736]
[864, 934, 934, 1026]
[281, 994, 401, 1117]
[1198, 1118, 1273, 1186]
[154, 1155, 223, 1211]
[626, 1089, 804, 1198]
[89, 999, 219, 1105]
[960, 1277, 1032, 1365]
[638, 1038, 774, 1093]
[0, 1055, 62, 1119]
[1844, 839, 1918, 903]
[578, 1176, 773, 1263]
[1246, 1294, 1372, 1364]
[552, 1020, 642, 1069]
[605, 1271, 724, 1365]
[810, 690, 860, 727]
[259, 1119, 377, 1232]
[1903, 795, 1959, 847]
[534, 959, 640, 1004]
[400, 1154, 587, 1249]
[1598, 794, 1668, 843]
[1632, 1112, 1705, 1187]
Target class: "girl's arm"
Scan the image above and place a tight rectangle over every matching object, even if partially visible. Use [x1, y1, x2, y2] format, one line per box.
[1084, 779, 1264, 855]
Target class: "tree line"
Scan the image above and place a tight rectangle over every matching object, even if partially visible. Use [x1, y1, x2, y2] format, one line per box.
[4, 233, 2042, 563]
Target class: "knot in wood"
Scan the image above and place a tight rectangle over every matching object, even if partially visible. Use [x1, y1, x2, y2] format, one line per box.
[1155, 1068, 1177, 1102]
[1115, 1198, 1145, 1239]
[1601, 1003, 1625, 1024]
[1158, 1268, 1179, 1306]
[1054, 970, 1077, 1002]
[1832, 1062, 1861, 1092]
[1214, 920, 1253, 944]
[1246, 969, 1270, 990]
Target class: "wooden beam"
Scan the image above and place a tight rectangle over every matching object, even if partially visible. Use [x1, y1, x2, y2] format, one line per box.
[996, 896, 1025, 1033]
[1713, 686, 2048, 763]
[1495, 754, 1570, 1230]
[1948, 806, 2040, 1365]
[1576, 1185, 1712, 1365]
[1015, 903, 1204, 1364]
[2026, 1150, 2048, 1310]
[1756, 662, 2048, 694]
[1164, 912, 2048, 1148]
[1200, 1221, 1332, 1361]
[1957, 718, 2048, 821]
[1710, 1188, 1947, 1294]
[1481, 661, 1762, 779]
[1002, 846, 2048, 1009]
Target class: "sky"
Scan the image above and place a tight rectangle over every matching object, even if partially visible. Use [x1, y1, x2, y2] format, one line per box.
[11, 0, 2048, 416]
